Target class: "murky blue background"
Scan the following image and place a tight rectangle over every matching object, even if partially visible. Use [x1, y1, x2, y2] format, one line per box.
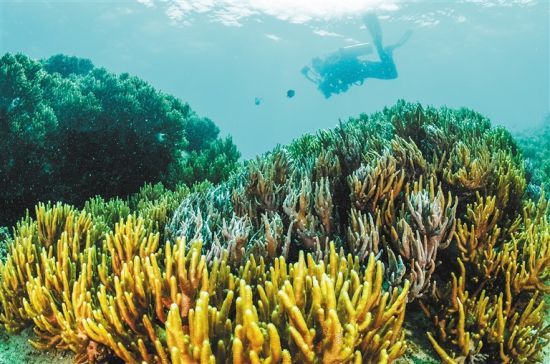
[2, 0, 548, 158]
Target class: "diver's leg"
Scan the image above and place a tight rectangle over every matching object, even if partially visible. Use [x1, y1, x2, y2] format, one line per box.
[378, 48, 397, 79]
[364, 13, 383, 50]
[359, 52, 397, 80]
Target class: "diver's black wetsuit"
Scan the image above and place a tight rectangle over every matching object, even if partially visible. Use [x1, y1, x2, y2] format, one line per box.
[316, 42, 397, 97]
[306, 13, 409, 97]
[359, 42, 398, 80]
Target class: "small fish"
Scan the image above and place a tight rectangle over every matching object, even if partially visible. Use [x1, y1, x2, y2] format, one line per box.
[286, 89, 295, 98]
[156, 132, 166, 142]
[254, 97, 262, 106]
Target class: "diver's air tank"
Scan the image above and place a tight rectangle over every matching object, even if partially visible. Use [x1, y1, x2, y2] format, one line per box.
[338, 43, 373, 58]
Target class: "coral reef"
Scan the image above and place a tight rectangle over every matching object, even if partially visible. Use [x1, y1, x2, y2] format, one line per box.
[515, 116, 550, 198]
[0, 101, 548, 363]
[0, 208, 409, 363]
[165, 101, 547, 362]
[424, 192, 549, 363]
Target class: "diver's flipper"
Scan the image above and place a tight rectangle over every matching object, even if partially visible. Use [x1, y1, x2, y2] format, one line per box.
[364, 13, 382, 45]
[385, 30, 413, 53]
[394, 30, 413, 49]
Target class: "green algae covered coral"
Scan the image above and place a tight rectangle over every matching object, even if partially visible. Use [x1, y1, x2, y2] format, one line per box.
[515, 116, 550, 198]
[0, 101, 548, 363]
[0, 53, 240, 227]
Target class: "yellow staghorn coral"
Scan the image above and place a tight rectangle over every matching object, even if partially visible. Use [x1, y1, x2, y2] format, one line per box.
[507, 192, 550, 294]
[428, 243, 549, 363]
[81, 219, 212, 363]
[48, 228, 406, 363]
[454, 192, 549, 296]
[161, 242, 409, 364]
[488, 150, 526, 214]
[443, 142, 492, 191]
[22, 231, 95, 353]
[0, 232, 40, 332]
[455, 193, 501, 264]
[424, 189, 549, 364]
[0, 203, 96, 338]
[35, 202, 89, 248]
[453, 192, 511, 287]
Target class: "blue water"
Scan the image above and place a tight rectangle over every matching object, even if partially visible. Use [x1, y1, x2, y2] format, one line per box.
[2, 0, 548, 158]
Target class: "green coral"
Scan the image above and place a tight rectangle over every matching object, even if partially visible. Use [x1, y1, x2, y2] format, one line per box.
[515, 116, 550, 198]
[0, 53, 240, 226]
[0, 226, 10, 262]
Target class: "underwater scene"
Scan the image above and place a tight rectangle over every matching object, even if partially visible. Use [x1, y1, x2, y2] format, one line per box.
[0, 0, 549, 363]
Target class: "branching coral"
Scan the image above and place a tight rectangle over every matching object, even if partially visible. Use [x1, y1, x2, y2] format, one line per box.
[348, 153, 405, 216]
[0, 201, 410, 364]
[426, 192, 549, 363]
[427, 260, 549, 364]
[218, 215, 252, 266]
[0, 203, 99, 362]
[162, 242, 410, 364]
[389, 136, 428, 180]
[283, 177, 325, 250]
[455, 193, 505, 280]
[346, 208, 380, 262]
[0, 203, 95, 334]
[389, 178, 457, 299]
[244, 150, 289, 215]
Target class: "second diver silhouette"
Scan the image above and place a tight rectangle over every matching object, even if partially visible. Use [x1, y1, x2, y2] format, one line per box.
[302, 13, 412, 98]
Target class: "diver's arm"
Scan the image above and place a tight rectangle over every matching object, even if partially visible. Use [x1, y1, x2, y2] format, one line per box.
[301, 66, 321, 84]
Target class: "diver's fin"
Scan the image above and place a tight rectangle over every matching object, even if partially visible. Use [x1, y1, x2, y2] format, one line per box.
[394, 30, 413, 49]
[364, 13, 382, 45]
[385, 30, 413, 53]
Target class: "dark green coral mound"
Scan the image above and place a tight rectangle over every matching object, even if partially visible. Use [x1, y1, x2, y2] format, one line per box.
[0, 53, 240, 226]
[515, 115, 550, 197]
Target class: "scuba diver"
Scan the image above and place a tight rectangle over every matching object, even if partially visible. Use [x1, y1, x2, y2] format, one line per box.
[302, 13, 412, 98]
